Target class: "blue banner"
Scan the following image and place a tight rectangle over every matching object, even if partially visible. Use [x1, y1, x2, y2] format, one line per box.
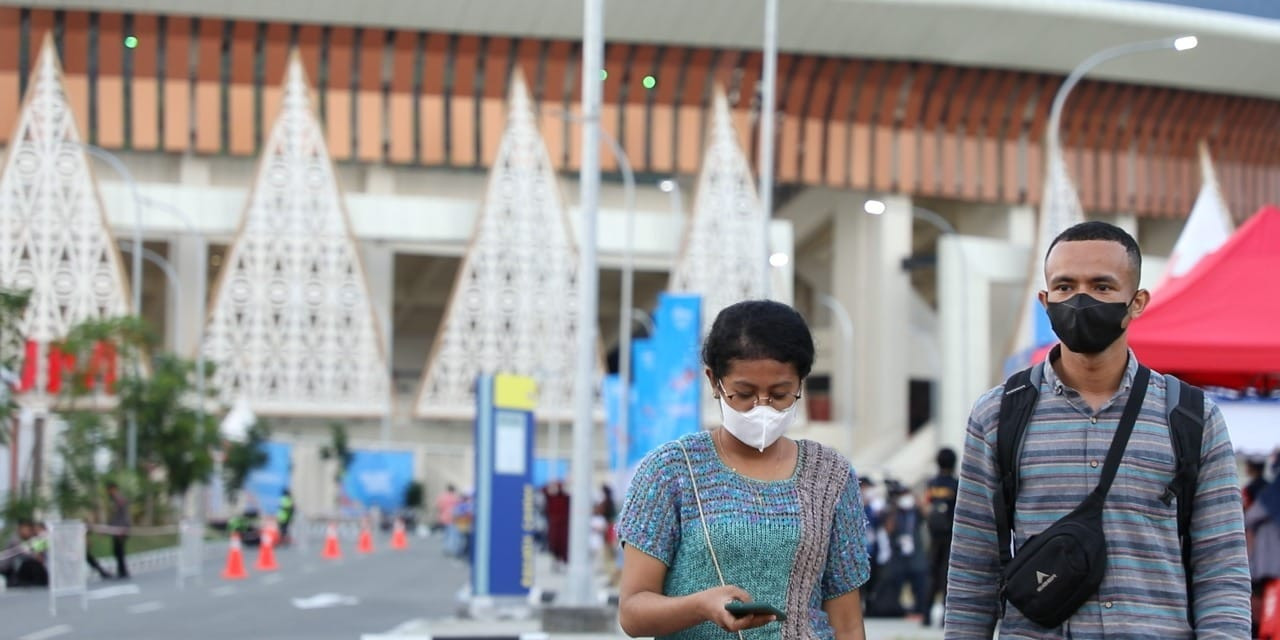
[532, 457, 570, 489]
[245, 441, 292, 515]
[341, 450, 415, 511]
[619, 293, 702, 493]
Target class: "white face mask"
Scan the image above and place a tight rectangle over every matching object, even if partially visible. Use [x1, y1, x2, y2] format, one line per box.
[896, 494, 916, 510]
[718, 396, 798, 452]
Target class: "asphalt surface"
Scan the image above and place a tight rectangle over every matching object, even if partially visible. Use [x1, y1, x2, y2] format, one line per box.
[1, 530, 469, 640]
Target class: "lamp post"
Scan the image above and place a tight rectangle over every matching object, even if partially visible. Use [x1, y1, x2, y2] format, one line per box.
[74, 142, 210, 470]
[865, 199, 958, 453]
[659, 178, 683, 217]
[566, 0, 604, 608]
[1048, 36, 1197, 155]
[758, 0, 779, 297]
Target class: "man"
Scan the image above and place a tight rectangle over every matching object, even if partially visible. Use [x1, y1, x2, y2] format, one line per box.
[923, 447, 958, 627]
[106, 482, 130, 579]
[277, 488, 295, 545]
[1, 520, 48, 587]
[945, 221, 1250, 637]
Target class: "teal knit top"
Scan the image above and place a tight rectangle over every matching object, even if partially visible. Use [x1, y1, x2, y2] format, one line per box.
[617, 431, 869, 639]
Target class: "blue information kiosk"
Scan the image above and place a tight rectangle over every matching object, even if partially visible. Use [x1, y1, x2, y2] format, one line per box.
[473, 373, 537, 598]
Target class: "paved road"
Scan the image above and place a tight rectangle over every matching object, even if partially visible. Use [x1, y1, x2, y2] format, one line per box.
[1, 530, 468, 640]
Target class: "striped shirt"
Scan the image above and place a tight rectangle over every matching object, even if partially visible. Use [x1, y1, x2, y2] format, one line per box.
[944, 351, 1251, 638]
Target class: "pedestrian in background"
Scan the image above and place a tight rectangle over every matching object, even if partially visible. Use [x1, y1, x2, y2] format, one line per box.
[106, 482, 130, 580]
[922, 447, 958, 627]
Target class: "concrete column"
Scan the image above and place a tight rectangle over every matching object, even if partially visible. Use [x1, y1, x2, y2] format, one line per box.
[168, 234, 208, 358]
[938, 235, 1033, 452]
[1006, 204, 1037, 248]
[832, 194, 911, 455]
[360, 243, 395, 436]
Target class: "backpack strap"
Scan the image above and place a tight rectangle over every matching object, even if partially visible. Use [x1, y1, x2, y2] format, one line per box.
[994, 363, 1043, 570]
[1164, 373, 1205, 625]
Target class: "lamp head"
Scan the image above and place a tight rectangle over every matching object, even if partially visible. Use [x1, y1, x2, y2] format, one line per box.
[1173, 36, 1198, 52]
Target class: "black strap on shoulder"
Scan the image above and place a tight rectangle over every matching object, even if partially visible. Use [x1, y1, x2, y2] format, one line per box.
[1164, 374, 1205, 624]
[994, 364, 1042, 568]
[1089, 366, 1151, 504]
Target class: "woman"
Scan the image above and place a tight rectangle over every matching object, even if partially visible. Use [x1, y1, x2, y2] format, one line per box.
[617, 300, 869, 639]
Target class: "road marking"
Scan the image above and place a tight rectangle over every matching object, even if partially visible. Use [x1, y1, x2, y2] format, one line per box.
[262, 574, 283, 585]
[128, 601, 164, 614]
[87, 584, 141, 600]
[19, 625, 73, 640]
[291, 593, 360, 609]
[210, 586, 237, 597]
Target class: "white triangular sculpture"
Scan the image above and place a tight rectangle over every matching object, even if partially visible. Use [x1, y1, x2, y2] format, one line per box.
[203, 53, 389, 416]
[0, 36, 131, 394]
[416, 73, 584, 421]
[669, 89, 767, 329]
[1009, 142, 1087, 358]
[1162, 141, 1233, 283]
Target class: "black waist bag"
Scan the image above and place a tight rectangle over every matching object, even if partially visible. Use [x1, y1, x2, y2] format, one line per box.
[997, 366, 1149, 629]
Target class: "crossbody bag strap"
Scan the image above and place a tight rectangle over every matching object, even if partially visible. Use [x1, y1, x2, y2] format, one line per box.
[677, 438, 746, 639]
[1088, 366, 1152, 504]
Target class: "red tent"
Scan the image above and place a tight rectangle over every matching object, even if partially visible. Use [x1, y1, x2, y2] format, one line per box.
[1128, 205, 1280, 389]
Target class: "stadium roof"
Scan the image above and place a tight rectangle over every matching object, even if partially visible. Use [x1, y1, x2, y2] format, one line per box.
[16, 0, 1280, 98]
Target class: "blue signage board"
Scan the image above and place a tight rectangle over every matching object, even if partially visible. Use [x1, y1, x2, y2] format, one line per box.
[473, 373, 537, 597]
[244, 441, 292, 515]
[341, 449, 415, 511]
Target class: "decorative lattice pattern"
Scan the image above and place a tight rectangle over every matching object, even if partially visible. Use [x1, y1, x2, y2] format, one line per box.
[203, 53, 389, 416]
[0, 38, 130, 347]
[669, 89, 766, 330]
[416, 73, 583, 421]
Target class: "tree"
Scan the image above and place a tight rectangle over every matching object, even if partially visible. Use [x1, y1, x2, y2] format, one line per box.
[222, 419, 272, 499]
[54, 316, 220, 523]
[319, 421, 353, 482]
[0, 288, 31, 446]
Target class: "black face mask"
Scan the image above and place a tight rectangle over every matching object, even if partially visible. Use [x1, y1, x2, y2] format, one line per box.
[1045, 293, 1134, 354]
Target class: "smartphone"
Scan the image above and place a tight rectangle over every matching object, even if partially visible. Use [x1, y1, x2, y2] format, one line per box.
[724, 600, 787, 621]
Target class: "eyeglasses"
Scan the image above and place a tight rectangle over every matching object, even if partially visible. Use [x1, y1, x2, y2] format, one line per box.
[718, 381, 802, 411]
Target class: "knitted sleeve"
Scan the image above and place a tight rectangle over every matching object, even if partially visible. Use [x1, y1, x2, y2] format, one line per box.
[821, 467, 870, 599]
[616, 443, 682, 566]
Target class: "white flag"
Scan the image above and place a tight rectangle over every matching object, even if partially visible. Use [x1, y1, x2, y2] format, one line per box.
[1162, 142, 1233, 282]
[1006, 145, 1085, 372]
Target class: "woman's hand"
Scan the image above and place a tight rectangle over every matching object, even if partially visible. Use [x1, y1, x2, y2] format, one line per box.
[695, 585, 779, 632]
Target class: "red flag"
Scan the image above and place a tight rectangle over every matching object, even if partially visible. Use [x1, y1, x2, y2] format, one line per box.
[18, 340, 37, 392]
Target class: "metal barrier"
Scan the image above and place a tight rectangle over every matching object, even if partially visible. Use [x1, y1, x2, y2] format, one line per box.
[176, 520, 204, 589]
[48, 520, 88, 615]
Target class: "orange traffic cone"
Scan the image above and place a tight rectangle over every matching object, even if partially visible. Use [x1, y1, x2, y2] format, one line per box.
[222, 532, 249, 580]
[390, 519, 408, 550]
[256, 525, 279, 571]
[357, 522, 375, 554]
[321, 523, 342, 560]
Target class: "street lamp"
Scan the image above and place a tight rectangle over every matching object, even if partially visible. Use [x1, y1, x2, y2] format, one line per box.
[77, 143, 143, 315]
[567, 0, 603, 607]
[1048, 36, 1197, 153]
[759, 0, 779, 296]
[72, 142, 210, 470]
[659, 178, 683, 218]
[863, 199, 959, 454]
[551, 107, 638, 606]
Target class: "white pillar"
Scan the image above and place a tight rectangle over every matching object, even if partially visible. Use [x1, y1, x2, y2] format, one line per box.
[938, 234, 1034, 452]
[833, 195, 911, 456]
[360, 243, 395, 437]
[168, 234, 207, 358]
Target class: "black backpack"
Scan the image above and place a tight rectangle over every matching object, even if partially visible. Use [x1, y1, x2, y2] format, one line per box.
[994, 361, 1205, 622]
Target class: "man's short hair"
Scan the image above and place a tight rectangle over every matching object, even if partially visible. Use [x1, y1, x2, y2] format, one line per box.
[1046, 221, 1142, 288]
